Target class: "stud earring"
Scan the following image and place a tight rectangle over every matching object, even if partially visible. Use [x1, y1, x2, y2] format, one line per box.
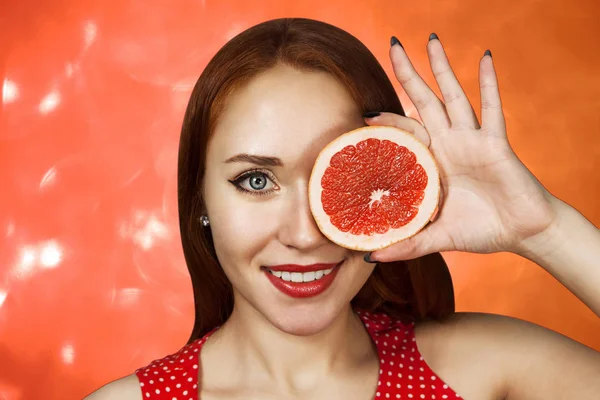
[200, 215, 210, 227]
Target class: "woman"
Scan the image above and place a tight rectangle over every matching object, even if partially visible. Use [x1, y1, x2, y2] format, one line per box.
[87, 18, 600, 399]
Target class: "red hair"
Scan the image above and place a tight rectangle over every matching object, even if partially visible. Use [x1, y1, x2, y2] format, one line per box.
[177, 18, 455, 343]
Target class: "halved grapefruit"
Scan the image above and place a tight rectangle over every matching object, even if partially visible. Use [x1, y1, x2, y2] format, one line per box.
[309, 125, 440, 251]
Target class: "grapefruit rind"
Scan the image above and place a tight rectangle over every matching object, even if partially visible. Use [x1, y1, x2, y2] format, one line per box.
[308, 125, 440, 251]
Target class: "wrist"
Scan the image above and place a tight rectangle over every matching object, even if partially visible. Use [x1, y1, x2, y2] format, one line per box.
[514, 196, 570, 262]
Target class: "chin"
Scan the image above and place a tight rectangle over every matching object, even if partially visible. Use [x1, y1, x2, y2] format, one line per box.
[260, 300, 349, 337]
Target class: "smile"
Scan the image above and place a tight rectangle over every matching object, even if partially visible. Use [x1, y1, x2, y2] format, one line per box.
[265, 267, 334, 282]
[262, 261, 344, 298]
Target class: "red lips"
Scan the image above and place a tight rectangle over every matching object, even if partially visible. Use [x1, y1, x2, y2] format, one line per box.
[264, 263, 339, 273]
[263, 261, 343, 298]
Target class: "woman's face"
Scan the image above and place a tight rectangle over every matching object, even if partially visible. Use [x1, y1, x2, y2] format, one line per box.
[203, 63, 375, 335]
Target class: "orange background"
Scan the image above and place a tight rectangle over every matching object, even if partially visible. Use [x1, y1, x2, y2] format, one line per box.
[1, 1, 599, 399]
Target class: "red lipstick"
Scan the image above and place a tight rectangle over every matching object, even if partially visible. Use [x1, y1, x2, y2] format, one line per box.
[263, 261, 343, 298]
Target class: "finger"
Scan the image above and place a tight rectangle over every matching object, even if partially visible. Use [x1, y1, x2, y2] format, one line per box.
[479, 51, 507, 135]
[389, 38, 451, 134]
[363, 112, 431, 148]
[427, 37, 480, 129]
[368, 222, 451, 262]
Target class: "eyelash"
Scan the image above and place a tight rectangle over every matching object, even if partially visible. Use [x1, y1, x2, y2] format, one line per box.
[228, 169, 279, 196]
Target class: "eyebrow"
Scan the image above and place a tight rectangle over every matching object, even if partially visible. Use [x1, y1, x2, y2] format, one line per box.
[224, 153, 284, 167]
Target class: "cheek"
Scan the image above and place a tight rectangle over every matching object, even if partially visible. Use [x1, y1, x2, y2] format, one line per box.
[204, 181, 279, 269]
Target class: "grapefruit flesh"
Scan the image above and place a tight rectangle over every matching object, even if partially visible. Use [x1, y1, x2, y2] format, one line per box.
[309, 125, 440, 251]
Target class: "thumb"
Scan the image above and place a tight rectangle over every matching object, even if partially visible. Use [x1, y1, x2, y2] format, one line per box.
[366, 185, 447, 261]
[366, 223, 447, 262]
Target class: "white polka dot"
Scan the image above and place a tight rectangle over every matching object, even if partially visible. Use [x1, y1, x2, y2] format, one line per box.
[155, 389, 160, 394]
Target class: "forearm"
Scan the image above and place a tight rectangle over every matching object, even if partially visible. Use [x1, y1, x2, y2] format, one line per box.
[516, 197, 600, 318]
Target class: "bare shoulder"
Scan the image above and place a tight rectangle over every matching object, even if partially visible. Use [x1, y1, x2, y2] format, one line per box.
[415, 312, 600, 400]
[84, 373, 142, 400]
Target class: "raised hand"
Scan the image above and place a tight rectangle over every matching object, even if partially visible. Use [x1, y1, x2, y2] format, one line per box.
[366, 35, 559, 262]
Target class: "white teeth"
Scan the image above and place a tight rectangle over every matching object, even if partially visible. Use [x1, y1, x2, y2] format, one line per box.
[267, 267, 335, 283]
[303, 271, 316, 282]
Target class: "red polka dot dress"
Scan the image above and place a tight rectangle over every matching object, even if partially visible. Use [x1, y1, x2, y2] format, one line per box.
[135, 309, 462, 399]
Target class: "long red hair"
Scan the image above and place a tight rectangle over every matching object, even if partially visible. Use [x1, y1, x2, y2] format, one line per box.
[177, 18, 455, 343]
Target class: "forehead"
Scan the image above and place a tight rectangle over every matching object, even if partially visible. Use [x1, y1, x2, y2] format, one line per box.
[209, 64, 363, 167]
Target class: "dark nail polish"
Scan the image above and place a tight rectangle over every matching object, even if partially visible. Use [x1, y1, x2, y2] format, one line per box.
[364, 253, 377, 263]
[363, 111, 381, 119]
[429, 33, 439, 41]
[484, 49, 492, 58]
[390, 36, 403, 49]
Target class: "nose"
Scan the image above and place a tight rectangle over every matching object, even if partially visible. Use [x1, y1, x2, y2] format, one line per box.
[278, 183, 329, 251]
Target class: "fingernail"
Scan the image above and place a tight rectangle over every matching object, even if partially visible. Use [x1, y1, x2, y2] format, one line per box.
[484, 49, 492, 58]
[429, 33, 439, 41]
[390, 36, 403, 49]
[364, 252, 378, 263]
[363, 111, 381, 119]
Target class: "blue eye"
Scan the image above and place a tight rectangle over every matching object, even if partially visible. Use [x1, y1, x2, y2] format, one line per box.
[229, 170, 278, 195]
[248, 174, 267, 190]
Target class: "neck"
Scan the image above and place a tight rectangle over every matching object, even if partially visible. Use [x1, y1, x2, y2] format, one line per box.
[208, 300, 375, 393]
